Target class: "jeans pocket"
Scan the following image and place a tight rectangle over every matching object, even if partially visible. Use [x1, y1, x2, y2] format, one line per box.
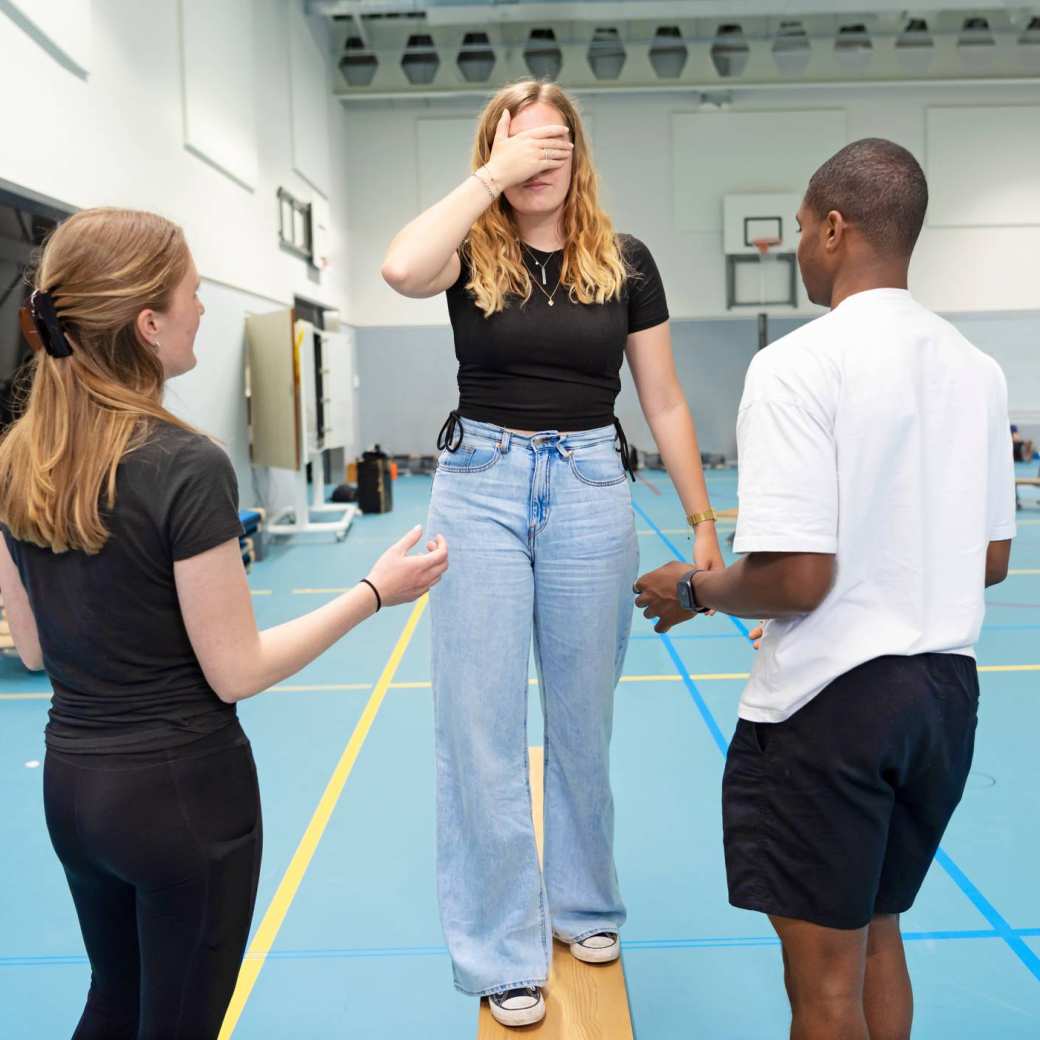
[437, 443, 502, 474]
[568, 446, 626, 487]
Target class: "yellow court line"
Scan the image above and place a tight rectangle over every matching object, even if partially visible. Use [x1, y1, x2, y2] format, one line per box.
[269, 682, 372, 693]
[292, 587, 353, 595]
[0, 692, 51, 701]
[977, 664, 1040, 673]
[249, 589, 273, 596]
[218, 595, 429, 1039]
[1007, 569, 1040, 575]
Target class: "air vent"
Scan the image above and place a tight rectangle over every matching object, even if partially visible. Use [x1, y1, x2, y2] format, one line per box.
[402, 33, 439, 86]
[649, 26, 687, 79]
[525, 28, 562, 81]
[711, 24, 750, 79]
[835, 23, 872, 70]
[588, 27, 625, 80]
[339, 36, 377, 88]
[772, 20, 810, 75]
[458, 31, 495, 83]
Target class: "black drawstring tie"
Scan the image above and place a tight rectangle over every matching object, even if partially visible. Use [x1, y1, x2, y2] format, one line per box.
[438, 410, 632, 478]
[437, 410, 464, 452]
[614, 418, 635, 482]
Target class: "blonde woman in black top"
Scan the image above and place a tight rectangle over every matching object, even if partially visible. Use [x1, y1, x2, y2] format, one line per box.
[383, 81, 722, 1027]
[0, 208, 447, 1038]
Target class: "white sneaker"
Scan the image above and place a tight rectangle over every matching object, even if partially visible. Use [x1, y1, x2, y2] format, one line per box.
[569, 932, 620, 964]
[488, 987, 546, 1027]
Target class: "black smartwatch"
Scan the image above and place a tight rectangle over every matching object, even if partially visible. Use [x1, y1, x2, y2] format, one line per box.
[677, 568, 710, 614]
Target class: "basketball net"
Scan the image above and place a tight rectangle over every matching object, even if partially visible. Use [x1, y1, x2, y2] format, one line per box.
[752, 237, 781, 306]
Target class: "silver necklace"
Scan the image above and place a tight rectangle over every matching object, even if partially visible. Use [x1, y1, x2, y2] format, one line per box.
[520, 242, 559, 286]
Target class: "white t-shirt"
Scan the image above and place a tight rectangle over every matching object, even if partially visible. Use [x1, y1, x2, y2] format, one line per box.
[734, 288, 1017, 723]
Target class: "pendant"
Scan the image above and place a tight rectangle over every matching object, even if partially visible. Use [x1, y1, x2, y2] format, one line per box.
[541, 266, 547, 285]
[548, 299, 554, 306]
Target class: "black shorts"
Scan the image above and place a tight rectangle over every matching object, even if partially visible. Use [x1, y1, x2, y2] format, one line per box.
[722, 653, 979, 930]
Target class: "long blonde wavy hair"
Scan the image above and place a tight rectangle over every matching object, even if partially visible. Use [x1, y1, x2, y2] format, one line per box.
[0, 208, 197, 555]
[465, 81, 628, 316]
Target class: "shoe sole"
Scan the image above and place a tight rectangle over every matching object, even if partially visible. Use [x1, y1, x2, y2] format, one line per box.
[487, 1000, 546, 1027]
[570, 941, 620, 964]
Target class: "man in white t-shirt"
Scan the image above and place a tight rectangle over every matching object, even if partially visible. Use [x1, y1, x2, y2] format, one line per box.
[634, 138, 1016, 1040]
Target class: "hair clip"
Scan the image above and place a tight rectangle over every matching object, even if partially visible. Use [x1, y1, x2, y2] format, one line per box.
[19, 289, 72, 359]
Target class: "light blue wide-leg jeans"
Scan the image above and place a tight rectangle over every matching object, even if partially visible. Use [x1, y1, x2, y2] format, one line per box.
[426, 418, 638, 996]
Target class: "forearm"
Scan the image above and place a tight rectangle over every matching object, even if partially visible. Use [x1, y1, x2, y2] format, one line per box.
[647, 402, 713, 518]
[647, 401, 720, 559]
[229, 585, 378, 701]
[693, 555, 828, 619]
[382, 172, 494, 292]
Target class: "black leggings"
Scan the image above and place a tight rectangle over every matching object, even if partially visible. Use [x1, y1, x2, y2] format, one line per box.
[43, 722, 263, 1039]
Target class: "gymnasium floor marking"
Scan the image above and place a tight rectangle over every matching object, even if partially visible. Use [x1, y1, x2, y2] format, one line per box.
[5, 664, 1039, 704]
[218, 596, 429, 1039]
[636, 495, 1040, 986]
[4, 472, 1039, 1038]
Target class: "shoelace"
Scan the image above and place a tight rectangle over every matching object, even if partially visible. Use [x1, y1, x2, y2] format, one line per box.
[490, 987, 540, 1008]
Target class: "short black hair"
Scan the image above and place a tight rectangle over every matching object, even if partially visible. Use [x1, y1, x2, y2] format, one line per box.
[804, 138, 928, 256]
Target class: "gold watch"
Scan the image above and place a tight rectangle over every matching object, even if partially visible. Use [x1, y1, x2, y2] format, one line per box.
[686, 508, 719, 528]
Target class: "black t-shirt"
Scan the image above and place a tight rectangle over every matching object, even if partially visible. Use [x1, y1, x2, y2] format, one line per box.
[445, 233, 669, 431]
[2, 422, 245, 754]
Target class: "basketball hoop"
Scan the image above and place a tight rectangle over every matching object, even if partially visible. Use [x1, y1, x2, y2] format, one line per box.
[751, 236, 781, 257]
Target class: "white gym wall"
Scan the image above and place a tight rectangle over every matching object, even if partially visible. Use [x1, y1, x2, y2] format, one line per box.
[343, 84, 1040, 453]
[0, 0, 355, 508]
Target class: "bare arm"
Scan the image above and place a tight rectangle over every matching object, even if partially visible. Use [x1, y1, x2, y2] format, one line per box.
[381, 112, 573, 299]
[634, 552, 835, 633]
[985, 539, 1011, 587]
[626, 321, 721, 568]
[176, 527, 448, 703]
[692, 552, 835, 619]
[0, 537, 43, 670]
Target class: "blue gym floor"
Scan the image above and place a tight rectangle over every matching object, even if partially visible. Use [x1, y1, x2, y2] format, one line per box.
[3, 465, 1039, 1038]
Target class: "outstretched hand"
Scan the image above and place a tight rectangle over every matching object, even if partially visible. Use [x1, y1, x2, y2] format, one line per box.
[366, 526, 448, 607]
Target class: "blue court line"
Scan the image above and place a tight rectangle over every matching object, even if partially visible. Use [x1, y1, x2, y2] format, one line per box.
[636, 488, 1040, 983]
[932, 849, 1040, 982]
[629, 633, 747, 642]
[7, 929, 1040, 968]
[658, 632, 729, 756]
